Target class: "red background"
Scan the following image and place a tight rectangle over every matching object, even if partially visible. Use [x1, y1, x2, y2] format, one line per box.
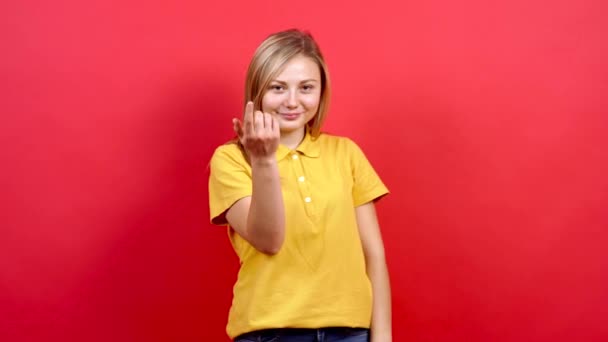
[2, 0, 607, 341]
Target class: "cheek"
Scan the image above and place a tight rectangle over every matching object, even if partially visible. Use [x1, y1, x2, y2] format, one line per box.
[302, 94, 321, 109]
[261, 93, 277, 112]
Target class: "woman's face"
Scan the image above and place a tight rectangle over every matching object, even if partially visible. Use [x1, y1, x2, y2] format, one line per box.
[261, 55, 321, 135]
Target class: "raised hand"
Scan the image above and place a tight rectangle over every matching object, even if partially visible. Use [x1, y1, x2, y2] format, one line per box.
[233, 101, 280, 162]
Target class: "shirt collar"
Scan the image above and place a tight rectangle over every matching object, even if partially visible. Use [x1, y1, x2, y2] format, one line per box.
[275, 131, 321, 160]
[296, 131, 321, 157]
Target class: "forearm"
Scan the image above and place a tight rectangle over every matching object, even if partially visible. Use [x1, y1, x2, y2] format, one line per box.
[247, 158, 285, 253]
[367, 256, 392, 342]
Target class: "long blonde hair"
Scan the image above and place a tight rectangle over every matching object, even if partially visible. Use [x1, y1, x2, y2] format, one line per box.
[244, 29, 331, 138]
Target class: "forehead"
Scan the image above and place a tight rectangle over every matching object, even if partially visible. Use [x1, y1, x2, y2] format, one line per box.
[273, 55, 321, 81]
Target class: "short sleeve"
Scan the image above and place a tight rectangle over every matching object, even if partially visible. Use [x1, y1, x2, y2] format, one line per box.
[346, 138, 389, 206]
[208, 144, 252, 225]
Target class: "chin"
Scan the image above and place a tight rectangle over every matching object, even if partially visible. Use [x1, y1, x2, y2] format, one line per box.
[278, 122, 306, 132]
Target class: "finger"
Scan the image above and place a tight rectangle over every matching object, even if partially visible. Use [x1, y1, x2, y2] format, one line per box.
[263, 112, 272, 131]
[271, 115, 280, 136]
[254, 110, 264, 132]
[244, 101, 254, 135]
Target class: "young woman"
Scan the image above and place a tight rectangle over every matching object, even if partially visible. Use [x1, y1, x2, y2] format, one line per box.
[209, 29, 392, 342]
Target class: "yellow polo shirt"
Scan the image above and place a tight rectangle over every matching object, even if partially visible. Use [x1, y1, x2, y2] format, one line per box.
[208, 132, 389, 339]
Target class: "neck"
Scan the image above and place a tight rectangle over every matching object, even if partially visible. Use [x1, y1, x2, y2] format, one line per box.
[280, 128, 306, 150]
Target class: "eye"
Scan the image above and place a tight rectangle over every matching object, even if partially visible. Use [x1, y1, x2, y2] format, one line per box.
[301, 84, 315, 92]
[269, 84, 285, 92]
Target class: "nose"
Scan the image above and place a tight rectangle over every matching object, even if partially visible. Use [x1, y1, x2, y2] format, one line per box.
[284, 89, 298, 109]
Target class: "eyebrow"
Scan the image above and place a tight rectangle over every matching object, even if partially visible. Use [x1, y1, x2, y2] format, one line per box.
[270, 79, 319, 84]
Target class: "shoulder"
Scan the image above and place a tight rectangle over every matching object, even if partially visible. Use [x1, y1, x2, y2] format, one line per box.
[210, 142, 249, 169]
[213, 141, 242, 156]
[316, 132, 359, 150]
[316, 133, 364, 155]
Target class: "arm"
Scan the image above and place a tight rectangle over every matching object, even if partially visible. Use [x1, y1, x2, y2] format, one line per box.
[226, 159, 284, 254]
[356, 202, 392, 342]
[225, 102, 285, 255]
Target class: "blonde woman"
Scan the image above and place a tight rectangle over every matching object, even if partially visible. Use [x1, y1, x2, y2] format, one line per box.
[209, 29, 392, 342]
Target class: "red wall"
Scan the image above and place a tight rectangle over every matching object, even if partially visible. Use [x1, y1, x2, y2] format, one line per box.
[2, 1, 607, 341]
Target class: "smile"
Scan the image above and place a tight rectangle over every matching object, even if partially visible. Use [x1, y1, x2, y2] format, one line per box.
[279, 113, 302, 120]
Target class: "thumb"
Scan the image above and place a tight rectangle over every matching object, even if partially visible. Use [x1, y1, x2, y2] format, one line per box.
[233, 118, 244, 140]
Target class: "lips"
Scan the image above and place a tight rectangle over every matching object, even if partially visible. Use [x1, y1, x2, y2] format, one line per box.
[279, 112, 302, 120]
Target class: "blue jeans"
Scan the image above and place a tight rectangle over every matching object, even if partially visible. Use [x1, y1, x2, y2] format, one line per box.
[234, 327, 369, 342]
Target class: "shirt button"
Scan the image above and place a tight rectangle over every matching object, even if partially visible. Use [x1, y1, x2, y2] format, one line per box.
[292, 154, 299, 160]
[298, 176, 305, 182]
[304, 197, 311, 203]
